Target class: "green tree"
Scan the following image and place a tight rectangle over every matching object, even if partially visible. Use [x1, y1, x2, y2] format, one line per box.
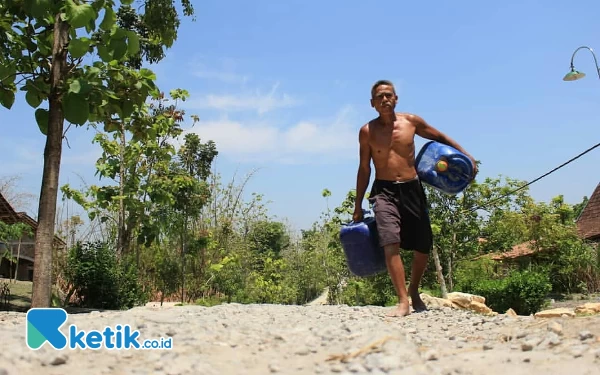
[426, 176, 532, 290]
[248, 220, 290, 257]
[61, 88, 220, 306]
[62, 89, 195, 256]
[572, 195, 589, 221]
[169, 131, 218, 304]
[0, 0, 194, 307]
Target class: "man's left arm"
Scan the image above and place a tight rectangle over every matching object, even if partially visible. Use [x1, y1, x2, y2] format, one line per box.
[410, 114, 478, 175]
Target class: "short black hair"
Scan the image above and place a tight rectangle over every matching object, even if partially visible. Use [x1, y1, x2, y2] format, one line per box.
[371, 80, 396, 98]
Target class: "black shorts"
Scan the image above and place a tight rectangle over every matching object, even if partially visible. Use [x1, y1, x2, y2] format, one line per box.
[367, 178, 433, 254]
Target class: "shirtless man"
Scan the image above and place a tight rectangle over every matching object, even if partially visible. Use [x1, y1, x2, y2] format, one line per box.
[353, 80, 477, 317]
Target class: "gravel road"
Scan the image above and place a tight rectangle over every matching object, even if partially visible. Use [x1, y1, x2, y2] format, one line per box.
[1, 303, 599, 375]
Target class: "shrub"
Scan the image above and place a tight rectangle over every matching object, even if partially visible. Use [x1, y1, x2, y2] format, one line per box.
[337, 273, 397, 307]
[537, 241, 600, 294]
[65, 241, 146, 310]
[465, 269, 551, 315]
[454, 257, 499, 292]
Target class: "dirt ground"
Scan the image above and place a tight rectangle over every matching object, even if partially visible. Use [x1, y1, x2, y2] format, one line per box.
[1, 302, 599, 375]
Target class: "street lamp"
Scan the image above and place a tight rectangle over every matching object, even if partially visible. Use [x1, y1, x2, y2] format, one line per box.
[563, 46, 600, 81]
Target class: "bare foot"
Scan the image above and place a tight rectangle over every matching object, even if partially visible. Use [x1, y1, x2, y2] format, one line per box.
[386, 301, 410, 317]
[410, 292, 428, 313]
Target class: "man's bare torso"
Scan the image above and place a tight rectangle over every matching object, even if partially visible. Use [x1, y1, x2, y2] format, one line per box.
[365, 113, 417, 182]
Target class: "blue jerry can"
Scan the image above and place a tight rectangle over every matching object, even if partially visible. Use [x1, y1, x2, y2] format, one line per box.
[415, 141, 475, 195]
[339, 210, 387, 277]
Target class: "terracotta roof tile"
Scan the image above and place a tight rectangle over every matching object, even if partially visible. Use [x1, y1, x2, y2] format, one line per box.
[489, 240, 544, 260]
[576, 182, 600, 240]
[0, 192, 66, 247]
[0, 192, 19, 224]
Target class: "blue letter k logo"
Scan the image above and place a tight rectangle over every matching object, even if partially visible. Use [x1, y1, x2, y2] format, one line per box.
[26, 308, 68, 350]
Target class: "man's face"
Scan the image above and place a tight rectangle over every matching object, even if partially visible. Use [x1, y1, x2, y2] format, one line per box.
[370, 85, 397, 114]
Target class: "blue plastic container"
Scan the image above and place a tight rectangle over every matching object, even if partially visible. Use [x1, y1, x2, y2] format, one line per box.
[415, 141, 475, 195]
[339, 209, 387, 277]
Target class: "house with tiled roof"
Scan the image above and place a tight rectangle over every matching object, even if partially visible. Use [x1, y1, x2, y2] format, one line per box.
[0, 192, 66, 281]
[482, 240, 544, 261]
[476, 183, 600, 264]
[576, 182, 600, 243]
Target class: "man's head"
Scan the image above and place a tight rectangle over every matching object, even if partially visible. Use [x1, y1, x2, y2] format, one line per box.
[370, 80, 397, 114]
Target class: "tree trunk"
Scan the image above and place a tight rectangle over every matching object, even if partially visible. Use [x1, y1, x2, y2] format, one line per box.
[181, 215, 187, 305]
[445, 232, 457, 292]
[63, 286, 75, 307]
[431, 246, 447, 298]
[9, 243, 15, 281]
[117, 121, 126, 256]
[13, 239, 22, 283]
[446, 257, 453, 292]
[31, 15, 69, 308]
[70, 226, 75, 247]
[199, 245, 205, 286]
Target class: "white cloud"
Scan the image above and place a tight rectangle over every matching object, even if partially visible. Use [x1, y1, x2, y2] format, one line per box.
[189, 118, 279, 153]
[190, 58, 249, 84]
[183, 105, 359, 164]
[184, 82, 299, 115]
[193, 67, 249, 84]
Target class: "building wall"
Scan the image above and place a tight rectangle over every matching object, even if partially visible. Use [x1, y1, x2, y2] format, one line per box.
[6, 235, 35, 260]
[2, 235, 36, 281]
[0, 259, 10, 279]
[0, 258, 34, 281]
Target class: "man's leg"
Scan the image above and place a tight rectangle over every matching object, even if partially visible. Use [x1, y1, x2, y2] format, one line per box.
[370, 183, 409, 316]
[383, 243, 410, 317]
[402, 180, 433, 312]
[408, 251, 429, 312]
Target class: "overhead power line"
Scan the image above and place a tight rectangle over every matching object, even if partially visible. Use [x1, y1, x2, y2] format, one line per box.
[466, 141, 600, 213]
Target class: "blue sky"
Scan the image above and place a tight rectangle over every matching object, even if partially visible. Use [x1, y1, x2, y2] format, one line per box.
[2, 0, 600, 232]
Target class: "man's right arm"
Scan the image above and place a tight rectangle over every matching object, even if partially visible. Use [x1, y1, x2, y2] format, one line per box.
[354, 125, 371, 218]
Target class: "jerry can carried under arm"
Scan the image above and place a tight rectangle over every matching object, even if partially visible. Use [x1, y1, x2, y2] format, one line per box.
[415, 141, 475, 195]
[339, 209, 387, 277]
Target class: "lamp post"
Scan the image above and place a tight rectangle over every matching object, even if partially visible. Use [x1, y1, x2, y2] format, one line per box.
[563, 46, 600, 81]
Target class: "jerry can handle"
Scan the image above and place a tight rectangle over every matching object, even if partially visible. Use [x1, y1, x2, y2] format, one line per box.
[344, 208, 375, 226]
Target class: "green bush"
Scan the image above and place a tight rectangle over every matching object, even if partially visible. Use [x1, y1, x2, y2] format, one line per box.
[537, 241, 600, 294]
[454, 257, 499, 292]
[465, 269, 551, 315]
[65, 241, 146, 310]
[337, 273, 397, 307]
